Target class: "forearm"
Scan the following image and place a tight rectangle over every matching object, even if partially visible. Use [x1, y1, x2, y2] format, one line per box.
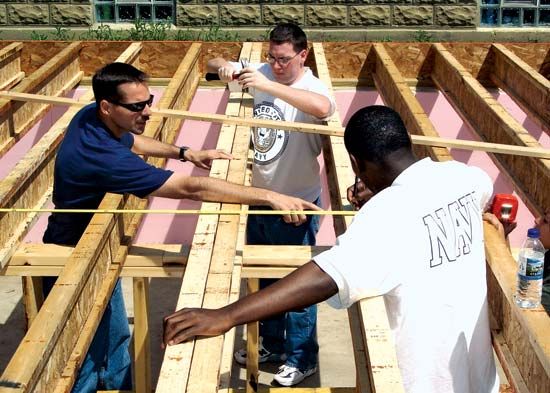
[207, 58, 233, 73]
[224, 261, 338, 327]
[261, 82, 332, 119]
[132, 134, 179, 158]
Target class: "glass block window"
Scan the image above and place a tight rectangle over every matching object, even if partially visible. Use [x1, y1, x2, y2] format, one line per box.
[480, 0, 550, 26]
[95, 1, 175, 23]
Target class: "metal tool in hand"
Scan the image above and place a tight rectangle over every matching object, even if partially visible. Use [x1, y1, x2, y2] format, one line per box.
[240, 58, 249, 93]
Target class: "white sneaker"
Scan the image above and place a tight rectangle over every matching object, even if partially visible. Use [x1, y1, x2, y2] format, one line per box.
[273, 364, 318, 387]
[234, 337, 287, 365]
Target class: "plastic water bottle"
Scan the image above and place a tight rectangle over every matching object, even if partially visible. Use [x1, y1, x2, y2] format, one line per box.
[515, 228, 545, 308]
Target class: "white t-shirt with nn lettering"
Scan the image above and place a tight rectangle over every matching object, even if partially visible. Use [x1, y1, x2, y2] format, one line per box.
[229, 62, 335, 202]
[314, 158, 499, 393]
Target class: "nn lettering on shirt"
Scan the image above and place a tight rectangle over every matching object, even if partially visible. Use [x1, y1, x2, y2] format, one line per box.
[422, 192, 481, 268]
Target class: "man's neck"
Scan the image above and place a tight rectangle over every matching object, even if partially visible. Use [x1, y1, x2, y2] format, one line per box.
[97, 111, 124, 139]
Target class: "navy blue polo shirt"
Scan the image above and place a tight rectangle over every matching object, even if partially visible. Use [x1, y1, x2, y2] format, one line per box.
[43, 103, 173, 245]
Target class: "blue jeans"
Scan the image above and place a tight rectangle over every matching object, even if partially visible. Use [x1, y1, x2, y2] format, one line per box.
[43, 278, 132, 393]
[246, 198, 320, 370]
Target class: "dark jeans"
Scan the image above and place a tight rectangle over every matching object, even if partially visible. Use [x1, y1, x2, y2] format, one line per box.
[43, 277, 132, 393]
[246, 197, 320, 370]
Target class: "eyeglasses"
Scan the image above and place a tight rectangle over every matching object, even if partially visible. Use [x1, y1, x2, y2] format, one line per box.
[265, 51, 302, 66]
[108, 94, 154, 112]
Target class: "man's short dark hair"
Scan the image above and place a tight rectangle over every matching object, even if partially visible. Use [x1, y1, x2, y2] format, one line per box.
[269, 23, 307, 53]
[344, 106, 412, 165]
[92, 62, 148, 104]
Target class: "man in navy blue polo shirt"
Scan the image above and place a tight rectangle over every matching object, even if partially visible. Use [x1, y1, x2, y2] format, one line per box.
[43, 62, 318, 393]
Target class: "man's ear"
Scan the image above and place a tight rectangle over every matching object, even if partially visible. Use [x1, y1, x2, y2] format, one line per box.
[98, 99, 111, 116]
[349, 153, 361, 175]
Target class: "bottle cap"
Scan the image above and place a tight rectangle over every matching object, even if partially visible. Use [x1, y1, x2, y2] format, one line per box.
[527, 228, 540, 238]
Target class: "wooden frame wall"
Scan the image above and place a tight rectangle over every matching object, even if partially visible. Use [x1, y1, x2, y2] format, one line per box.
[0, 41, 549, 393]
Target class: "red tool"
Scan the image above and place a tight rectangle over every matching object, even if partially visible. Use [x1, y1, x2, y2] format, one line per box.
[491, 194, 518, 223]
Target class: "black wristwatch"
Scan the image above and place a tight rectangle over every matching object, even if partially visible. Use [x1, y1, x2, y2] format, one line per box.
[179, 146, 189, 162]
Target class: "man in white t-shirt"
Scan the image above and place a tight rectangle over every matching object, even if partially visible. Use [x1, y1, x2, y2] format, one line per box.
[163, 105, 500, 393]
[206, 23, 336, 386]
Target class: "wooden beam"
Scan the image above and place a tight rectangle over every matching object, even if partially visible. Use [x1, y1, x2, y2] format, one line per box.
[0, 42, 24, 91]
[430, 43, 550, 216]
[0, 42, 141, 271]
[369, 43, 452, 162]
[155, 42, 255, 393]
[0, 41, 83, 157]
[133, 277, 151, 393]
[313, 42, 404, 393]
[2, 90, 550, 160]
[492, 331, 530, 393]
[484, 223, 550, 393]
[489, 43, 550, 133]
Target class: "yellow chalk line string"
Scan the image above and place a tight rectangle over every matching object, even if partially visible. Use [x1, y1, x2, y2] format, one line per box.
[0, 208, 357, 216]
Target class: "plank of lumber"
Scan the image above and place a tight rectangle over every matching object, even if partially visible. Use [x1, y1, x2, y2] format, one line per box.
[492, 330, 530, 393]
[7, 243, 329, 268]
[0, 195, 126, 393]
[430, 43, 550, 216]
[0, 41, 83, 157]
[155, 42, 254, 393]
[53, 256, 125, 393]
[2, 90, 550, 160]
[370, 43, 452, 162]
[484, 223, 550, 393]
[0, 42, 24, 91]
[314, 42, 404, 393]
[132, 277, 152, 393]
[0, 42, 141, 271]
[490, 44, 550, 133]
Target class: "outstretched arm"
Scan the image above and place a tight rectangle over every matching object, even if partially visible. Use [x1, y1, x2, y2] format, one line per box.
[150, 172, 321, 224]
[162, 261, 338, 346]
[132, 134, 232, 170]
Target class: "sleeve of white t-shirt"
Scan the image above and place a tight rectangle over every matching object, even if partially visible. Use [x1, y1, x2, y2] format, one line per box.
[313, 192, 406, 309]
[303, 74, 336, 120]
[468, 165, 493, 210]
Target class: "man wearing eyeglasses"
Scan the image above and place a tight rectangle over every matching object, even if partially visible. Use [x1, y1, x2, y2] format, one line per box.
[207, 22, 335, 386]
[42, 62, 319, 393]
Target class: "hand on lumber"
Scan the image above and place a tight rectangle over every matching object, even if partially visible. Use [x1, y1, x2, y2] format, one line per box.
[186, 149, 233, 170]
[162, 308, 232, 348]
[162, 261, 338, 347]
[346, 178, 373, 211]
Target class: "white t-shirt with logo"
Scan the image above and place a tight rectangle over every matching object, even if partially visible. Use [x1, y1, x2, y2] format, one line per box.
[314, 158, 499, 393]
[230, 62, 335, 202]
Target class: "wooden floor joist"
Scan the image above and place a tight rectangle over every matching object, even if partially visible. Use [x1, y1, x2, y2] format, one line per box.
[0, 41, 83, 157]
[489, 43, 550, 133]
[0, 42, 24, 91]
[430, 43, 550, 217]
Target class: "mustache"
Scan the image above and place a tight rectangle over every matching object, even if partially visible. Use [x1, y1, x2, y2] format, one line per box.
[140, 116, 150, 122]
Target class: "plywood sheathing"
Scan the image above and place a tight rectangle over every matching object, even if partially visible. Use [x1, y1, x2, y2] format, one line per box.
[489, 44, 550, 133]
[155, 42, 254, 393]
[430, 43, 549, 217]
[0, 43, 141, 272]
[0, 41, 83, 157]
[484, 223, 550, 393]
[0, 42, 24, 91]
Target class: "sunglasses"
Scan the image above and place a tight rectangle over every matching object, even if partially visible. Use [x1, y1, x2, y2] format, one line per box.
[108, 94, 154, 112]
